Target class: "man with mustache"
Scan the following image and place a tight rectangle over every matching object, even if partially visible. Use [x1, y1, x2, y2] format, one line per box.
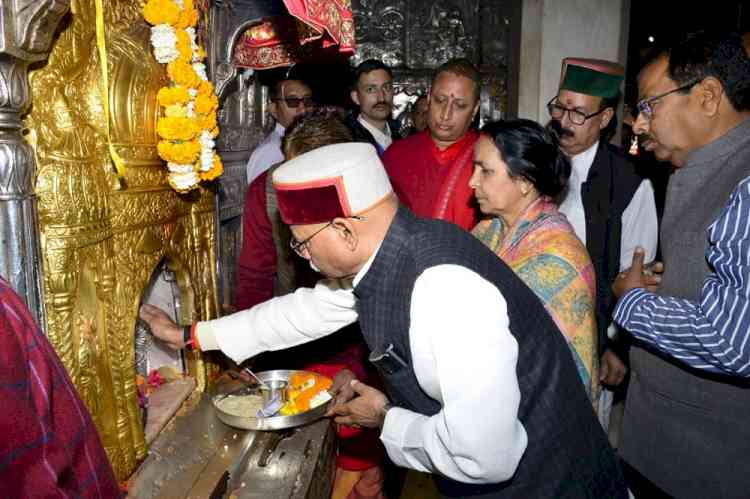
[611, 31, 750, 499]
[547, 59, 658, 426]
[382, 58, 481, 231]
[347, 59, 401, 155]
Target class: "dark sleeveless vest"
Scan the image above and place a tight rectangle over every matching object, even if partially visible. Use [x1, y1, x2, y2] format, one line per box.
[354, 206, 626, 498]
[622, 119, 750, 499]
[581, 142, 644, 355]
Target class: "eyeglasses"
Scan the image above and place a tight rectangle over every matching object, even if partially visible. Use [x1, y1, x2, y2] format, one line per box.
[289, 221, 333, 257]
[546, 98, 606, 125]
[636, 80, 699, 120]
[288, 216, 366, 257]
[273, 96, 315, 108]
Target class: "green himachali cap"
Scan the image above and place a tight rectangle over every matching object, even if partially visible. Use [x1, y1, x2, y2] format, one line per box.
[559, 58, 625, 99]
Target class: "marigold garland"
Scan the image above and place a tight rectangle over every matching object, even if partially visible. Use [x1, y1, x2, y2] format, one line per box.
[144, 0, 223, 192]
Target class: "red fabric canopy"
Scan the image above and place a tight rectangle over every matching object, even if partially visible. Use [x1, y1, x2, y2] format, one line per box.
[233, 0, 354, 69]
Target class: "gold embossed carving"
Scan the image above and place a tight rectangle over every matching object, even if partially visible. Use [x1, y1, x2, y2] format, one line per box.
[25, 0, 220, 479]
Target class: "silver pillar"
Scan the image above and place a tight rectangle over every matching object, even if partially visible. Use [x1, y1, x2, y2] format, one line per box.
[0, 0, 70, 325]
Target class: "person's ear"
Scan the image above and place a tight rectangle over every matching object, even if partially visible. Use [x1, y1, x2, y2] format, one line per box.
[697, 77, 723, 116]
[332, 217, 359, 251]
[599, 107, 614, 130]
[350, 89, 361, 107]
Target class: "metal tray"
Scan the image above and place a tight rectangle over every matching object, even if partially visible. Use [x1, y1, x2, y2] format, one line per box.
[212, 369, 331, 431]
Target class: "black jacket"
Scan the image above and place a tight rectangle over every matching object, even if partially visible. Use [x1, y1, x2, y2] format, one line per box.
[345, 112, 402, 154]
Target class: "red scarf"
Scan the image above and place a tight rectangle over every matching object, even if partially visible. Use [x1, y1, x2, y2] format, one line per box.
[429, 131, 479, 229]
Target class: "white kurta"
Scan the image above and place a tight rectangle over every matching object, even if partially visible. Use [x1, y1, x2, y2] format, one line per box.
[358, 115, 393, 151]
[246, 123, 285, 184]
[196, 253, 527, 484]
[558, 140, 658, 271]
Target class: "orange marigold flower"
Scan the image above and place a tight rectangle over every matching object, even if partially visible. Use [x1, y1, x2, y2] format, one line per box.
[175, 29, 193, 62]
[167, 60, 200, 88]
[143, 0, 180, 26]
[158, 139, 201, 164]
[175, 0, 199, 29]
[157, 116, 199, 141]
[157, 86, 190, 107]
[194, 93, 218, 115]
[197, 80, 215, 97]
[197, 113, 217, 132]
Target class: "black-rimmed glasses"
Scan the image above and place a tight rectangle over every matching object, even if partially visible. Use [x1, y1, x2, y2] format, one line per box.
[636, 80, 699, 120]
[272, 96, 315, 109]
[546, 98, 606, 125]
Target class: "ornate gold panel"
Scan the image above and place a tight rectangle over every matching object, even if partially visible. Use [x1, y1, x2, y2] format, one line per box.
[25, 0, 220, 479]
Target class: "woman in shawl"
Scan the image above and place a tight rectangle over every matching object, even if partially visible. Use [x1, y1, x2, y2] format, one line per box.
[470, 119, 599, 403]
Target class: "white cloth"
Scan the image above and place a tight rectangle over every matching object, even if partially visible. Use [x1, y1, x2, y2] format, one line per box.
[558, 141, 658, 270]
[246, 123, 285, 184]
[358, 115, 393, 151]
[196, 255, 527, 484]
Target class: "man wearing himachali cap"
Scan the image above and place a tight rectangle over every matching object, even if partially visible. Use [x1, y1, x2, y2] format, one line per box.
[141, 142, 627, 498]
[546, 58, 659, 426]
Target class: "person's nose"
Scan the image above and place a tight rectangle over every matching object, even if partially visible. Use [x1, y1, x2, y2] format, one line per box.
[632, 111, 650, 136]
[559, 111, 574, 129]
[468, 167, 480, 189]
[440, 102, 452, 122]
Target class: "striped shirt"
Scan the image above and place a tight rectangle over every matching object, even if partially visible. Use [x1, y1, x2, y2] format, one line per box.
[614, 176, 750, 377]
[0, 278, 120, 497]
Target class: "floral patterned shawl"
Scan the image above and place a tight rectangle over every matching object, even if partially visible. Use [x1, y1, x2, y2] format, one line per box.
[473, 196, 599, 402]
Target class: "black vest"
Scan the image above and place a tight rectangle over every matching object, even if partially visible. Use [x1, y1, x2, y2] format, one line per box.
[354, 207, 626, 498]
[581, 142, 644, 355]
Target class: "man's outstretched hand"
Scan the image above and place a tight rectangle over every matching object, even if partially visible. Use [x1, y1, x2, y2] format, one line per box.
[139, 304, 184, 350]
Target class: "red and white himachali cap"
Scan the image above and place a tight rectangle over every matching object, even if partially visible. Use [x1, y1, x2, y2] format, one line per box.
[272, 142, 393, 225]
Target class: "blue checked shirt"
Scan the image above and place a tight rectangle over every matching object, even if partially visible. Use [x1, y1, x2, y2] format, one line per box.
[614, 175, 750, 377]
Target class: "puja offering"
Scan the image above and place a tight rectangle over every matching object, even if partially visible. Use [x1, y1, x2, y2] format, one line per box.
[212, 370, 333, 431]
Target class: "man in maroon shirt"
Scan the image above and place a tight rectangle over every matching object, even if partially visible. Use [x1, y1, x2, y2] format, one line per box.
[0, 277, 120, 498]
[382, 58, 481, 231]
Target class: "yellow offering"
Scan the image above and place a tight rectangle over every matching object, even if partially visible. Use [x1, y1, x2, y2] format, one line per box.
[279, 372, 333, 416]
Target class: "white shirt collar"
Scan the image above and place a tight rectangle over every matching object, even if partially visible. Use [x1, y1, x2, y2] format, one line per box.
[569, 140, 600, 181]
[273, 122, 286, 137]
[357, 115, 393, 150]
[353, 242, 382, 287]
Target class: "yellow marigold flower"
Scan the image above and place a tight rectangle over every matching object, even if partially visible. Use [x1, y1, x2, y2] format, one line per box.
[175, 0, 199, 29]
[209, 126, 219, 138]
[157, 86, 190, 107]
[175, 29, 193, 62]
[194, 93, 218, 115]
[164, 104, 187, 118]
[157, 116, 199, 141]
[197, 113, 217, 132]
[167, 60, 200, 88]
[194, 46, 206, 61]
[199, 154, 223, 181]
[197, 80, 214, 97]
[158, 139, 201, 164]
[143, 0, 180, 26]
